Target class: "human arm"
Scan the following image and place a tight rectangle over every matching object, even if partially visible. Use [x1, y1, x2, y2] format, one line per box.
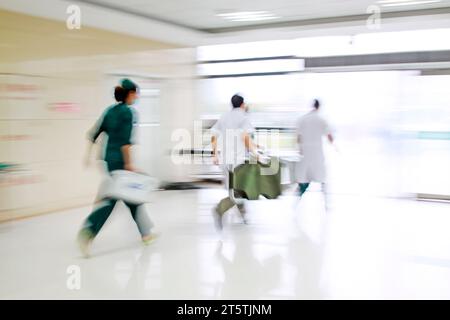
[211, 135, 219, 165]
[243, 132, 258, 155]
[241, 116, 259, 157]
[119, 109, 136, 172]
[327, 133, 334, 144]
[84, 115, 106, 167]
[121, 144, 135, 171]
[323, 119, 338, 152]
[297, 134, 303, 155]
[210, 119, 222, 165]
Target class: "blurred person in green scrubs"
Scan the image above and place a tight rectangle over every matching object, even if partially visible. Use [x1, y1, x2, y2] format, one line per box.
[77, 79, 157, 257]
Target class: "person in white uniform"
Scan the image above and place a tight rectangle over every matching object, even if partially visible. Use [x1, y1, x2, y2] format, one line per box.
[211, 94, 258, 230]
[296, 99, 334, 204]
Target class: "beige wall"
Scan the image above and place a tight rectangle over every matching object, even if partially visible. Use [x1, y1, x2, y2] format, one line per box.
[0, 9, 174, 64]
[0, 10, 198, 222]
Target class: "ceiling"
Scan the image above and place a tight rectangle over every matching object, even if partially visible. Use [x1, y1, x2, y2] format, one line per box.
[1, 0, 450, 59]
[75, 0, 450, 31]
[0, 9, 175, 63]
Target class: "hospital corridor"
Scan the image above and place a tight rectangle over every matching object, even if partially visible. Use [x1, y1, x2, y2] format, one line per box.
[1, 189, 450, 299]
[0, 0, 450, 303]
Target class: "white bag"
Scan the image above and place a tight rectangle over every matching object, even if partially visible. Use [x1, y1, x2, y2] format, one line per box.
[99, 170, 159, 205]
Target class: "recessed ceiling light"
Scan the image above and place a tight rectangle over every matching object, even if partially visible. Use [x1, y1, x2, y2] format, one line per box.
[377, 0, 441, 7]
[216, 11, 280, 22]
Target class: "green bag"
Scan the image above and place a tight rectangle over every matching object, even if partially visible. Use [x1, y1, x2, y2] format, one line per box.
[232, 157, 282, 200]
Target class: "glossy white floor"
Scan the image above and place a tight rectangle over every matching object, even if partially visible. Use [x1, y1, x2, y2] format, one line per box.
[0, 187, 449, 299]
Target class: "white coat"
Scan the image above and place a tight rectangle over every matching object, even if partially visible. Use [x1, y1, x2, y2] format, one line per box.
[295, 110, 331, 183]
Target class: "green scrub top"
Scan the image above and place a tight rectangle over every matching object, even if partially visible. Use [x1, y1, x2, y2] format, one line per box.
[88, 103, 134, 169]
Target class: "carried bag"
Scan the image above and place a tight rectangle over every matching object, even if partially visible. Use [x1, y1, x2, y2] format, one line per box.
[99, 170, 159, 205]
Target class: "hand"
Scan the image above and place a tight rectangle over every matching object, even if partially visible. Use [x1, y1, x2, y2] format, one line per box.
[212, 154, 219, 165]
[83, 155, 91, 168]
[334, 144, 340, 153]
[124, 163, 136, 172]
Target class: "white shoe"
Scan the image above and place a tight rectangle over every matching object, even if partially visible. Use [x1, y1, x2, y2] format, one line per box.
[77, 230, 93, 258]
[237, 204, 248, 224]
[213, 207, 223, 231]
[142, 233, 159, 246]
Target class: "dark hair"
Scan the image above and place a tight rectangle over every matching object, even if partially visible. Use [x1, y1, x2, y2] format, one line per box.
[114, 79, 139, 103]
[313, 99, 320, 109]
[231, 94, 244, 109]
[114, 86, 126, 102]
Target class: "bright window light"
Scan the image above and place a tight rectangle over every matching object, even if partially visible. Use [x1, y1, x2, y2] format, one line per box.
[197, 59, 304, 77]
[296, 29, 450, 56]
[197, 28, 450, 61]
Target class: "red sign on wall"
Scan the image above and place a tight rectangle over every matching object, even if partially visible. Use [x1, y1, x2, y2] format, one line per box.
[49, 102, 80, 113]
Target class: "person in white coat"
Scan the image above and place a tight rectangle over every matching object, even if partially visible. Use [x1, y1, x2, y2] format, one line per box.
[211, 94, 258, 230]
[295, 99, 334, 205]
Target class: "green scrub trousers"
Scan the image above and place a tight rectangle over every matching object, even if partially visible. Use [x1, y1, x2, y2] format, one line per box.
[80, 103, 153, 239]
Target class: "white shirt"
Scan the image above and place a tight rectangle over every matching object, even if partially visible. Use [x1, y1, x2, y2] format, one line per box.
[295, 110, 331, 183]
[211, 108, 254, 168]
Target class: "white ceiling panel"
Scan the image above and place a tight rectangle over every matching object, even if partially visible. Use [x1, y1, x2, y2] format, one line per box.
[77, 0, 450, 30]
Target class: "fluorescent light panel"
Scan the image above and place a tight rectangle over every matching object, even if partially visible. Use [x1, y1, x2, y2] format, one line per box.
[216, 11, 279, 22]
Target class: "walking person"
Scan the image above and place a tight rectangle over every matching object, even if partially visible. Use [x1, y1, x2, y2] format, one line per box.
[211, 94, 259, 230]
[295, 99, 334, 208]
[77, 78, 157, 257]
